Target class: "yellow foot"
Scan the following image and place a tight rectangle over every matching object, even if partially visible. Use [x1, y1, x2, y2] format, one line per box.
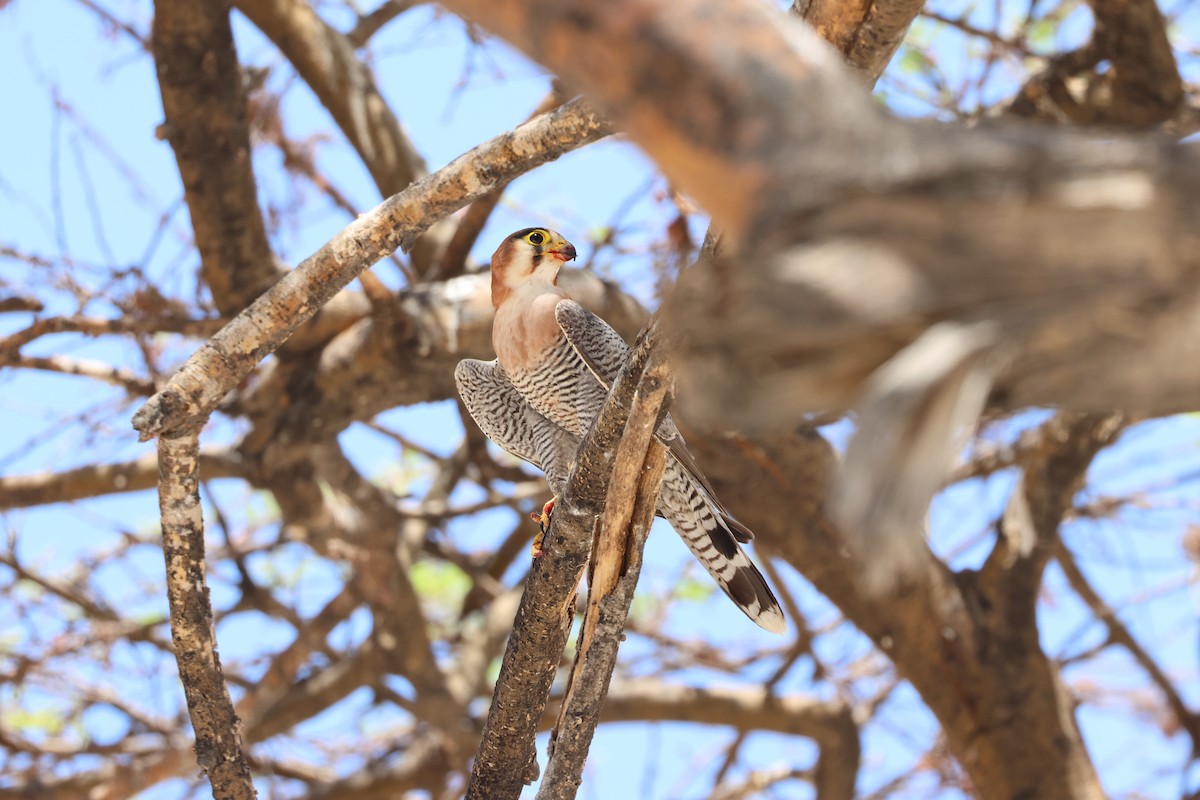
[529, 497, 557, 558]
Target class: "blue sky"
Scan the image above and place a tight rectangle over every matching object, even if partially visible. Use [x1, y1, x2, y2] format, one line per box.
[2, 1, 1199, 798]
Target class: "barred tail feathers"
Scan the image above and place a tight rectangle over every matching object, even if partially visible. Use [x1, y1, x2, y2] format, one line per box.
[657, 463, 786, 634]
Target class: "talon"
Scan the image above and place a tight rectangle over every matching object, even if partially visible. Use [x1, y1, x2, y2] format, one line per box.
[529, 497, 558, 558]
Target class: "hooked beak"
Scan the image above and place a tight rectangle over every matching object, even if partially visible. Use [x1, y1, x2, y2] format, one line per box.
[547, 242, 577, 263]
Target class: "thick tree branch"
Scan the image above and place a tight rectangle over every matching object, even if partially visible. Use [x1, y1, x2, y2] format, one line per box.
[157, 431, 256, 800]
[153, 0, 280, 313]
[1010, 0, 1183, 126]
[794, 0, 924, 84]
[438, 0, 1200, 429]
[538, 346, 670, 800]
[465, 323, 658, 800]
[132, 98, 610, 440]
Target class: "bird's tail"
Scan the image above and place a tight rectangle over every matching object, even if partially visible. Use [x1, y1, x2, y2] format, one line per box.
[658, 464, 786, 634]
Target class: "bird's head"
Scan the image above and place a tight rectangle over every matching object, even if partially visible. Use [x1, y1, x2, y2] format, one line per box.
[490, 227, 577, 308]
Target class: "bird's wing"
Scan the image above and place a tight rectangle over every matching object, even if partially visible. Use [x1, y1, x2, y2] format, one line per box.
[455, 358, 578, 495]
[554, 300, 754, 542]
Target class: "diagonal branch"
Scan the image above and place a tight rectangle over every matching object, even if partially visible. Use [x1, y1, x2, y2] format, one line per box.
[464, 323, 661, 800]
[347, 0, 422, 48]
[794, 0, 924, 84]
[538, 343, 670, 800]
[156, 431, 256, 800]
[132, 98, 610, 440]
[1056, 540, 1200, 754]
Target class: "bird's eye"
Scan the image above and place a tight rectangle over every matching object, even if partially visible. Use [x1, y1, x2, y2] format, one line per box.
[526, 231, 545, 245]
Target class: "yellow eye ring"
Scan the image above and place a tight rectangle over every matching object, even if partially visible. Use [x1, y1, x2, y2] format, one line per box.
[525, 230, 547, 246]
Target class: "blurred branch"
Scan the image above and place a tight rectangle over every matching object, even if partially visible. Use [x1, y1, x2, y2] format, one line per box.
[0, 296, 44, 313]
[133, 97, 611, 440]
[0, 449, 245, 509]
[346, 0, 422, 48]
[5, 354, 156, 395]
[980, 413, 1126, 597]
[1009, 0, 1183, 126]
[153, 0, 281, 313]
[688, 425, 1105, 800]
[235, 0, 454, 273]
[0, 314, 222, 357]
[156, 431, 256, 799]
[582, 680, 858, 800]
[1056, 540, 1200, 754]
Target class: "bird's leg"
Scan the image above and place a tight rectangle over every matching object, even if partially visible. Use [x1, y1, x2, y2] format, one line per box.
[529, 496, 558, 558]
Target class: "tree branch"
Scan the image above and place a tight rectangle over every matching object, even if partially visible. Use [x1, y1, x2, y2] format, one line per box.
[153, 0, 280, 313]
[1009, 0, 1183, 126]
[132, 98, 611, 440]
[156, 431, 256, 800]
[235, 0, 454, 273]
[794, 0, 924, 84]
[595, 680, 859, 800]
[538, 343, 670, 800]
[346, 0, 421, 48]
[465, 322, 659, 800]
[684, 425, 1108, 800]
[5, 354, 155, 395]
[0, 449, 245, 509]
[1056, 539, 1200, 754]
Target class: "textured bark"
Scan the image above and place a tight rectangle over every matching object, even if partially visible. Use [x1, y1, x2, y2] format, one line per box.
[157, 431, 256, 800]
[538, 350, 669, 800]
[152, 0, 280, 313]
[794, 0, 924, 83]
[465, 325, 658, 800]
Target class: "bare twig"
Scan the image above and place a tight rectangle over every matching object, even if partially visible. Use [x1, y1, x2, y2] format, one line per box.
[347, 0, 420, 48]
[6, 354, 156, 395]
[1056, 541, 1200, 754]
[0, 449, 245, 509]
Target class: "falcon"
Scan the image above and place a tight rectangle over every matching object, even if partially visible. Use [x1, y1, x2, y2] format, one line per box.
[455, 227, 785, 633]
